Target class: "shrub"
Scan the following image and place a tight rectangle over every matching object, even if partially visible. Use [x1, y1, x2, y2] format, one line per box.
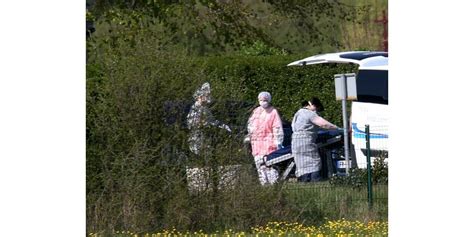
[87, 28, 371, 233]
[329, 157, 389, 187]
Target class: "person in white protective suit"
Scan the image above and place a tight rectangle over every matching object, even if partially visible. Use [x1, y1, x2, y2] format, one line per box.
[186, 82, 232, 155]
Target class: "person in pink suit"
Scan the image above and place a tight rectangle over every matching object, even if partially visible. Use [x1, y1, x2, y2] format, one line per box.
[246, 91, 284, 185]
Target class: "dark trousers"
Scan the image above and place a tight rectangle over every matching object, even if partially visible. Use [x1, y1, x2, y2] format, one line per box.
[297, 171, 321, 182]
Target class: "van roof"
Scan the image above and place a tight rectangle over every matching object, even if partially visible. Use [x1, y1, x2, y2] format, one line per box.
[287, 51, 388, 71]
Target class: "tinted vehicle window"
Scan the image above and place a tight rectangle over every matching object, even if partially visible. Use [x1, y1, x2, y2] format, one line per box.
[356, 70, 388, 104]
[340, 52, 388, 61]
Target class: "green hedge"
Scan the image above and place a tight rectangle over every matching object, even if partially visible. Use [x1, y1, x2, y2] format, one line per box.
[200, 55, 357, 125]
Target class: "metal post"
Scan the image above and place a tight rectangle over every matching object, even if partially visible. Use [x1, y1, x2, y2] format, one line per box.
[341, 74, 350, 175]
[365, 125, 373, 209]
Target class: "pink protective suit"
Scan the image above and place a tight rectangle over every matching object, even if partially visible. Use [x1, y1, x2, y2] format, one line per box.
[247, 106, 284, 157]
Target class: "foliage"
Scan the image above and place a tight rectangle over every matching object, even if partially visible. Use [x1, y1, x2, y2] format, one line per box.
[282, 182, 387, 224]
[201, 54, 357, 124]
[239, 40, 288, 56]
[251, 219, 388, 236]
[86, 35, 283, 232]
[88, 219, 388, 236]
[86, 34, 373, 232]
[87, 9, 96, 22]
[87, 0, 387, 55]
[86, 0, 388, 233]
[329, 157, 389, 187]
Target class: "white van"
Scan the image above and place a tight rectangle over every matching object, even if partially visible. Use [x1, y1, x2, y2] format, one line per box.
[288, 51, 388, 168]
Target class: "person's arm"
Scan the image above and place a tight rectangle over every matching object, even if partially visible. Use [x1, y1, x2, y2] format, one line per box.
[247, 109, 257, 136]
[291, 112, 297, 132]
[272, 110, 284, 148]
[202, 106, 231, 132]
[312, 115, 338, 129]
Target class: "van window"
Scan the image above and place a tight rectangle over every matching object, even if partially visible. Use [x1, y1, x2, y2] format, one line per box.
[356, 70, 388, 104]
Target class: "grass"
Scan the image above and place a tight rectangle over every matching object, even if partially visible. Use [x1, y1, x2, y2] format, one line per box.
[282, 180, 388, 223]
[89, 219, 388, 236]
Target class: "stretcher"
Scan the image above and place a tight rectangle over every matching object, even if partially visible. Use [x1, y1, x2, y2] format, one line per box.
[263, 129, 344, 180]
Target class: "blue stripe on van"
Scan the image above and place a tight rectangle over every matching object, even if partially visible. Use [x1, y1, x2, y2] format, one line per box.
[352, 123, 388, 139]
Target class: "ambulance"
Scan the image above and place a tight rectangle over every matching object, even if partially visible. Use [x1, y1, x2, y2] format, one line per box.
[288, 51, 388, 168]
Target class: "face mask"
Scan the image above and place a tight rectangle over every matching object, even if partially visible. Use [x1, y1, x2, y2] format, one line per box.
[200, 95, 211, 104]
[259, 101, 269, 108]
